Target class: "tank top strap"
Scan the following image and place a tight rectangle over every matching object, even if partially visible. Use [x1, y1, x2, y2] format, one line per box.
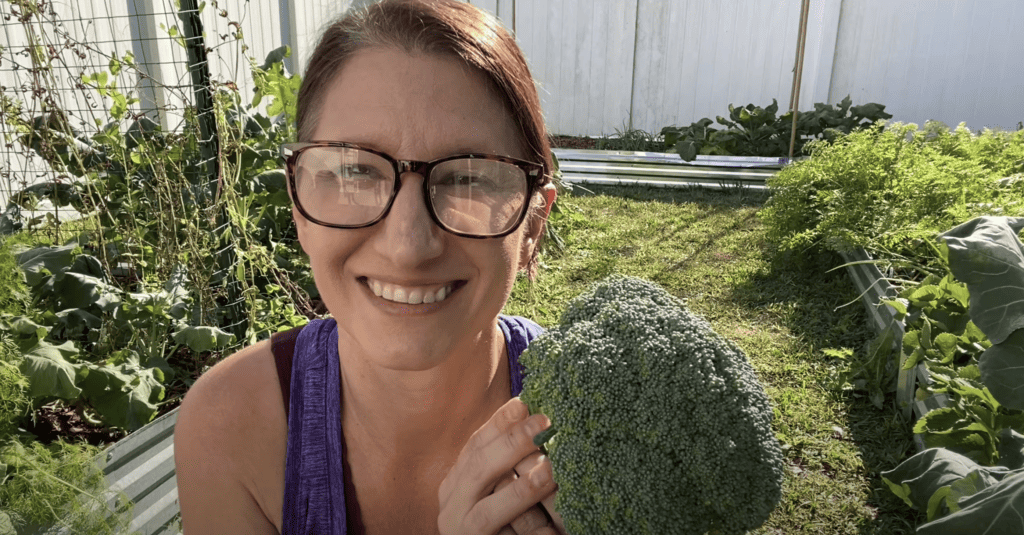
[498, 315, 546, 396]
[281, 318, 348, 534]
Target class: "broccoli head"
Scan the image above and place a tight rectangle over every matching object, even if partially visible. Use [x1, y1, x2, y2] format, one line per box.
[519, 274, 785, 535]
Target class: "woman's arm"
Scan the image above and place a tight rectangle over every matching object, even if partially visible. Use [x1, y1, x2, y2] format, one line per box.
[174, 345, 281, 535]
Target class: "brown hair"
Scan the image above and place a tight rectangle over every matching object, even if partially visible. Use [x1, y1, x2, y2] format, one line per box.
[296, 0, 553, 278]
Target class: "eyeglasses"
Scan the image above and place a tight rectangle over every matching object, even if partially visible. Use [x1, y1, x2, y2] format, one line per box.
[281, 142, 543, 239]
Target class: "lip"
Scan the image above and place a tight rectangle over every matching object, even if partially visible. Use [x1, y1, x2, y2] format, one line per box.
[358, 277, 467, 314]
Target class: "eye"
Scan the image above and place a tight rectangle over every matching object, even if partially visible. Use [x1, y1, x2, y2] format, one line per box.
[340, 164, 383, 180]
[437, 171, 493, 187]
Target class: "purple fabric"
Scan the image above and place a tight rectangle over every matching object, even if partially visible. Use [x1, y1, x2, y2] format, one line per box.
[281, 315, 545, 534]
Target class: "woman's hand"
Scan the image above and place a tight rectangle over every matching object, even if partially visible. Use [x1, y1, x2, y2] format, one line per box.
[438, 397, 562, 535]
[493, 453, 567, 535]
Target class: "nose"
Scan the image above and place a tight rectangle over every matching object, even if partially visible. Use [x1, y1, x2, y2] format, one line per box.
[372, 171, 445, 266]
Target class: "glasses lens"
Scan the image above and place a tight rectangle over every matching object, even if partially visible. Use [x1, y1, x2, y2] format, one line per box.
[429, 158, 528, 236]
[293, 147, 394, 226]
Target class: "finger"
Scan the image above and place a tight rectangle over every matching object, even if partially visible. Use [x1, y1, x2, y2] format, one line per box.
[470, 397, 531, 451]
[539, 491, 565, 533]
[442, 403, 551, 516]
[512, 451, 547, 481]
[499, 470, 550, 535]
[496, 526, 517, 535]
[439, 397, 529, 505]
[463, 458, 557, 533]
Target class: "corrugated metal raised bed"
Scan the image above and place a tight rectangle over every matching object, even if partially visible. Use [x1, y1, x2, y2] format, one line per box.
[838, 249, 948, 452]
[552, 148, 792, 190]
[35, 407, 182, 535]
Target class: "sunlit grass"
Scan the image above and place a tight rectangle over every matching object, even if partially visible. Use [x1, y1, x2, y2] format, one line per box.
[503, 184, 924, 534]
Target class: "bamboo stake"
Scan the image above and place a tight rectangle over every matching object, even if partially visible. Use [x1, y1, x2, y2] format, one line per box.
[788, 0, 811, 159]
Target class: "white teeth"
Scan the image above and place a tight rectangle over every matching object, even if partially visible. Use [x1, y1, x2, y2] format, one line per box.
[365, 278, 455, 305]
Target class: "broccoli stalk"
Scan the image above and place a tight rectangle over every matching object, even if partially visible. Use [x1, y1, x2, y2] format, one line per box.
[519, 275, 785, 535]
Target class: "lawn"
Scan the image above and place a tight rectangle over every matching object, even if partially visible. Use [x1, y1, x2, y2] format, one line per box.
[503, 183, 925, 534]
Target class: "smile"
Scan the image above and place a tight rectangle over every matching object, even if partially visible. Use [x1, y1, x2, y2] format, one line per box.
[362, 277, 465, 305]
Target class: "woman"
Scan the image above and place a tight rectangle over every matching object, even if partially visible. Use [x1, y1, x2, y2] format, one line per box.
[174, 1, 564, 533]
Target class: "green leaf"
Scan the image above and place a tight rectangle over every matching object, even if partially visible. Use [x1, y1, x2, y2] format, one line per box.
[925, 485, 952, 520]
[940, 216, 1024, 344]
[962, 321, 987, 344]
[978, 329, 1024, 410]
[907, 285, 943, 308]
[15, 243, 77, 287]
[0, 511, 15, 535]
[880, 448, 994, 512]
[19, 340, 82, 399]
[882, 477, 915, 508]
[80, 358, 165, 431]
[172, 326, 235, 353]
[934, 332, 958, 363]
[882, 297, 908, 317]
[259, 45, 291, 71]
[915, 407, 964, 434]
[998, 428, 1024, 471]
[916, 472, 1024, 535]
[54, 272, 122, 312]
[675, 140, 698, 162]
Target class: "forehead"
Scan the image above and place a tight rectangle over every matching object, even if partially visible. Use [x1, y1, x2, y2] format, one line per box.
[311, 47, 524, 160]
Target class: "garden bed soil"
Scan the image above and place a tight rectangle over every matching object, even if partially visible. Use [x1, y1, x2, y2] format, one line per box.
[549, 135, 598, 150]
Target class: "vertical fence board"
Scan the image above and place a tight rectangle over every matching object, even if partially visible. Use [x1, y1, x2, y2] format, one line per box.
[515, 0, 635, 136]
[829, 0, 1023, 131]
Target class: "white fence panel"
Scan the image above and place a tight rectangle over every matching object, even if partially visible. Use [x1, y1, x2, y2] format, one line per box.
[515, 0, 637, 137]
[287, 0, 361, 78]
[466, 0, 516, 30]
[201, 0, 285, 102]
[0, 0, 139, 208]
[829, 0, 1024, 132]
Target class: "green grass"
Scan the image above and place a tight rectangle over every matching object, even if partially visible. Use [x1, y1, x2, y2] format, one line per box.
[503, 184, 925, 534]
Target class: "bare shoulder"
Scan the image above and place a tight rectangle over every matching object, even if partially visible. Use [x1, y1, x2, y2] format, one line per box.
[174, 338, 288, 534]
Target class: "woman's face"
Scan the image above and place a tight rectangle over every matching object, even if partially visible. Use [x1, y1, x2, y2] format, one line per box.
[295, 47, 552, 371]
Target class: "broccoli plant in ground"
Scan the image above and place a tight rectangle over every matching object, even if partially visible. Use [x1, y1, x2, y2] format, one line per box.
[520, 275, 785, 535]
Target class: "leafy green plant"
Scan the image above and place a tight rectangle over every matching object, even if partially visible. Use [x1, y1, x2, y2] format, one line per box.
[661, 96, 892, 161]
[0, 0, 328, 452]
[0, 434, 136, 535]
[594, 124, 664, 152]
[761, 121, 1024, 259]
[881, 216, 1024, 533]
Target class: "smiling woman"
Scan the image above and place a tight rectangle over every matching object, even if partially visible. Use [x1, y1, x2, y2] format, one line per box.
[172, 1, 564, 535]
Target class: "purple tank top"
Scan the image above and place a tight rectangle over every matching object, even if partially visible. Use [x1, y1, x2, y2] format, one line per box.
[280, 315, 545, 534]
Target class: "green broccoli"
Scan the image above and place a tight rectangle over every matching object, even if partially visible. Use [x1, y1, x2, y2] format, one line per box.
[519, 274, 785, 535]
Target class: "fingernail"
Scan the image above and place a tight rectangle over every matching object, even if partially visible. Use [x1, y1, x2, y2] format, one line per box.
[528, 415, 550, 436]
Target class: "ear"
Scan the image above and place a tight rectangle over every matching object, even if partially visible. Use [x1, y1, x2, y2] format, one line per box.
[518, 183, 558, 269]
[292, 205, 311, 255]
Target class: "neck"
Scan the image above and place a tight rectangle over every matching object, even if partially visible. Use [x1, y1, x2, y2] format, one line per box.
[336, 321, 511, 464]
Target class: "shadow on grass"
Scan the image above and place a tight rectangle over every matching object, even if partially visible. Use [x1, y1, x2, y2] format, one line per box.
[727, 248, 926, 534]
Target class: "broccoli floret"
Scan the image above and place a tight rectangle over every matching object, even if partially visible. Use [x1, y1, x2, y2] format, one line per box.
[520, 275, 785, 535]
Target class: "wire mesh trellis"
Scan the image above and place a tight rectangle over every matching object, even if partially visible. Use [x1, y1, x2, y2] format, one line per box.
[0, 0, 302, 345]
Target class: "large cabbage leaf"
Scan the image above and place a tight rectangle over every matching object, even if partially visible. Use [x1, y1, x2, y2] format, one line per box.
[940, 216, 1024, 410]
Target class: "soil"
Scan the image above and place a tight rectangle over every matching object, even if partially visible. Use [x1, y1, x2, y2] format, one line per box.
[549, 135, 598, 150]
[21, 401, 128, 450]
